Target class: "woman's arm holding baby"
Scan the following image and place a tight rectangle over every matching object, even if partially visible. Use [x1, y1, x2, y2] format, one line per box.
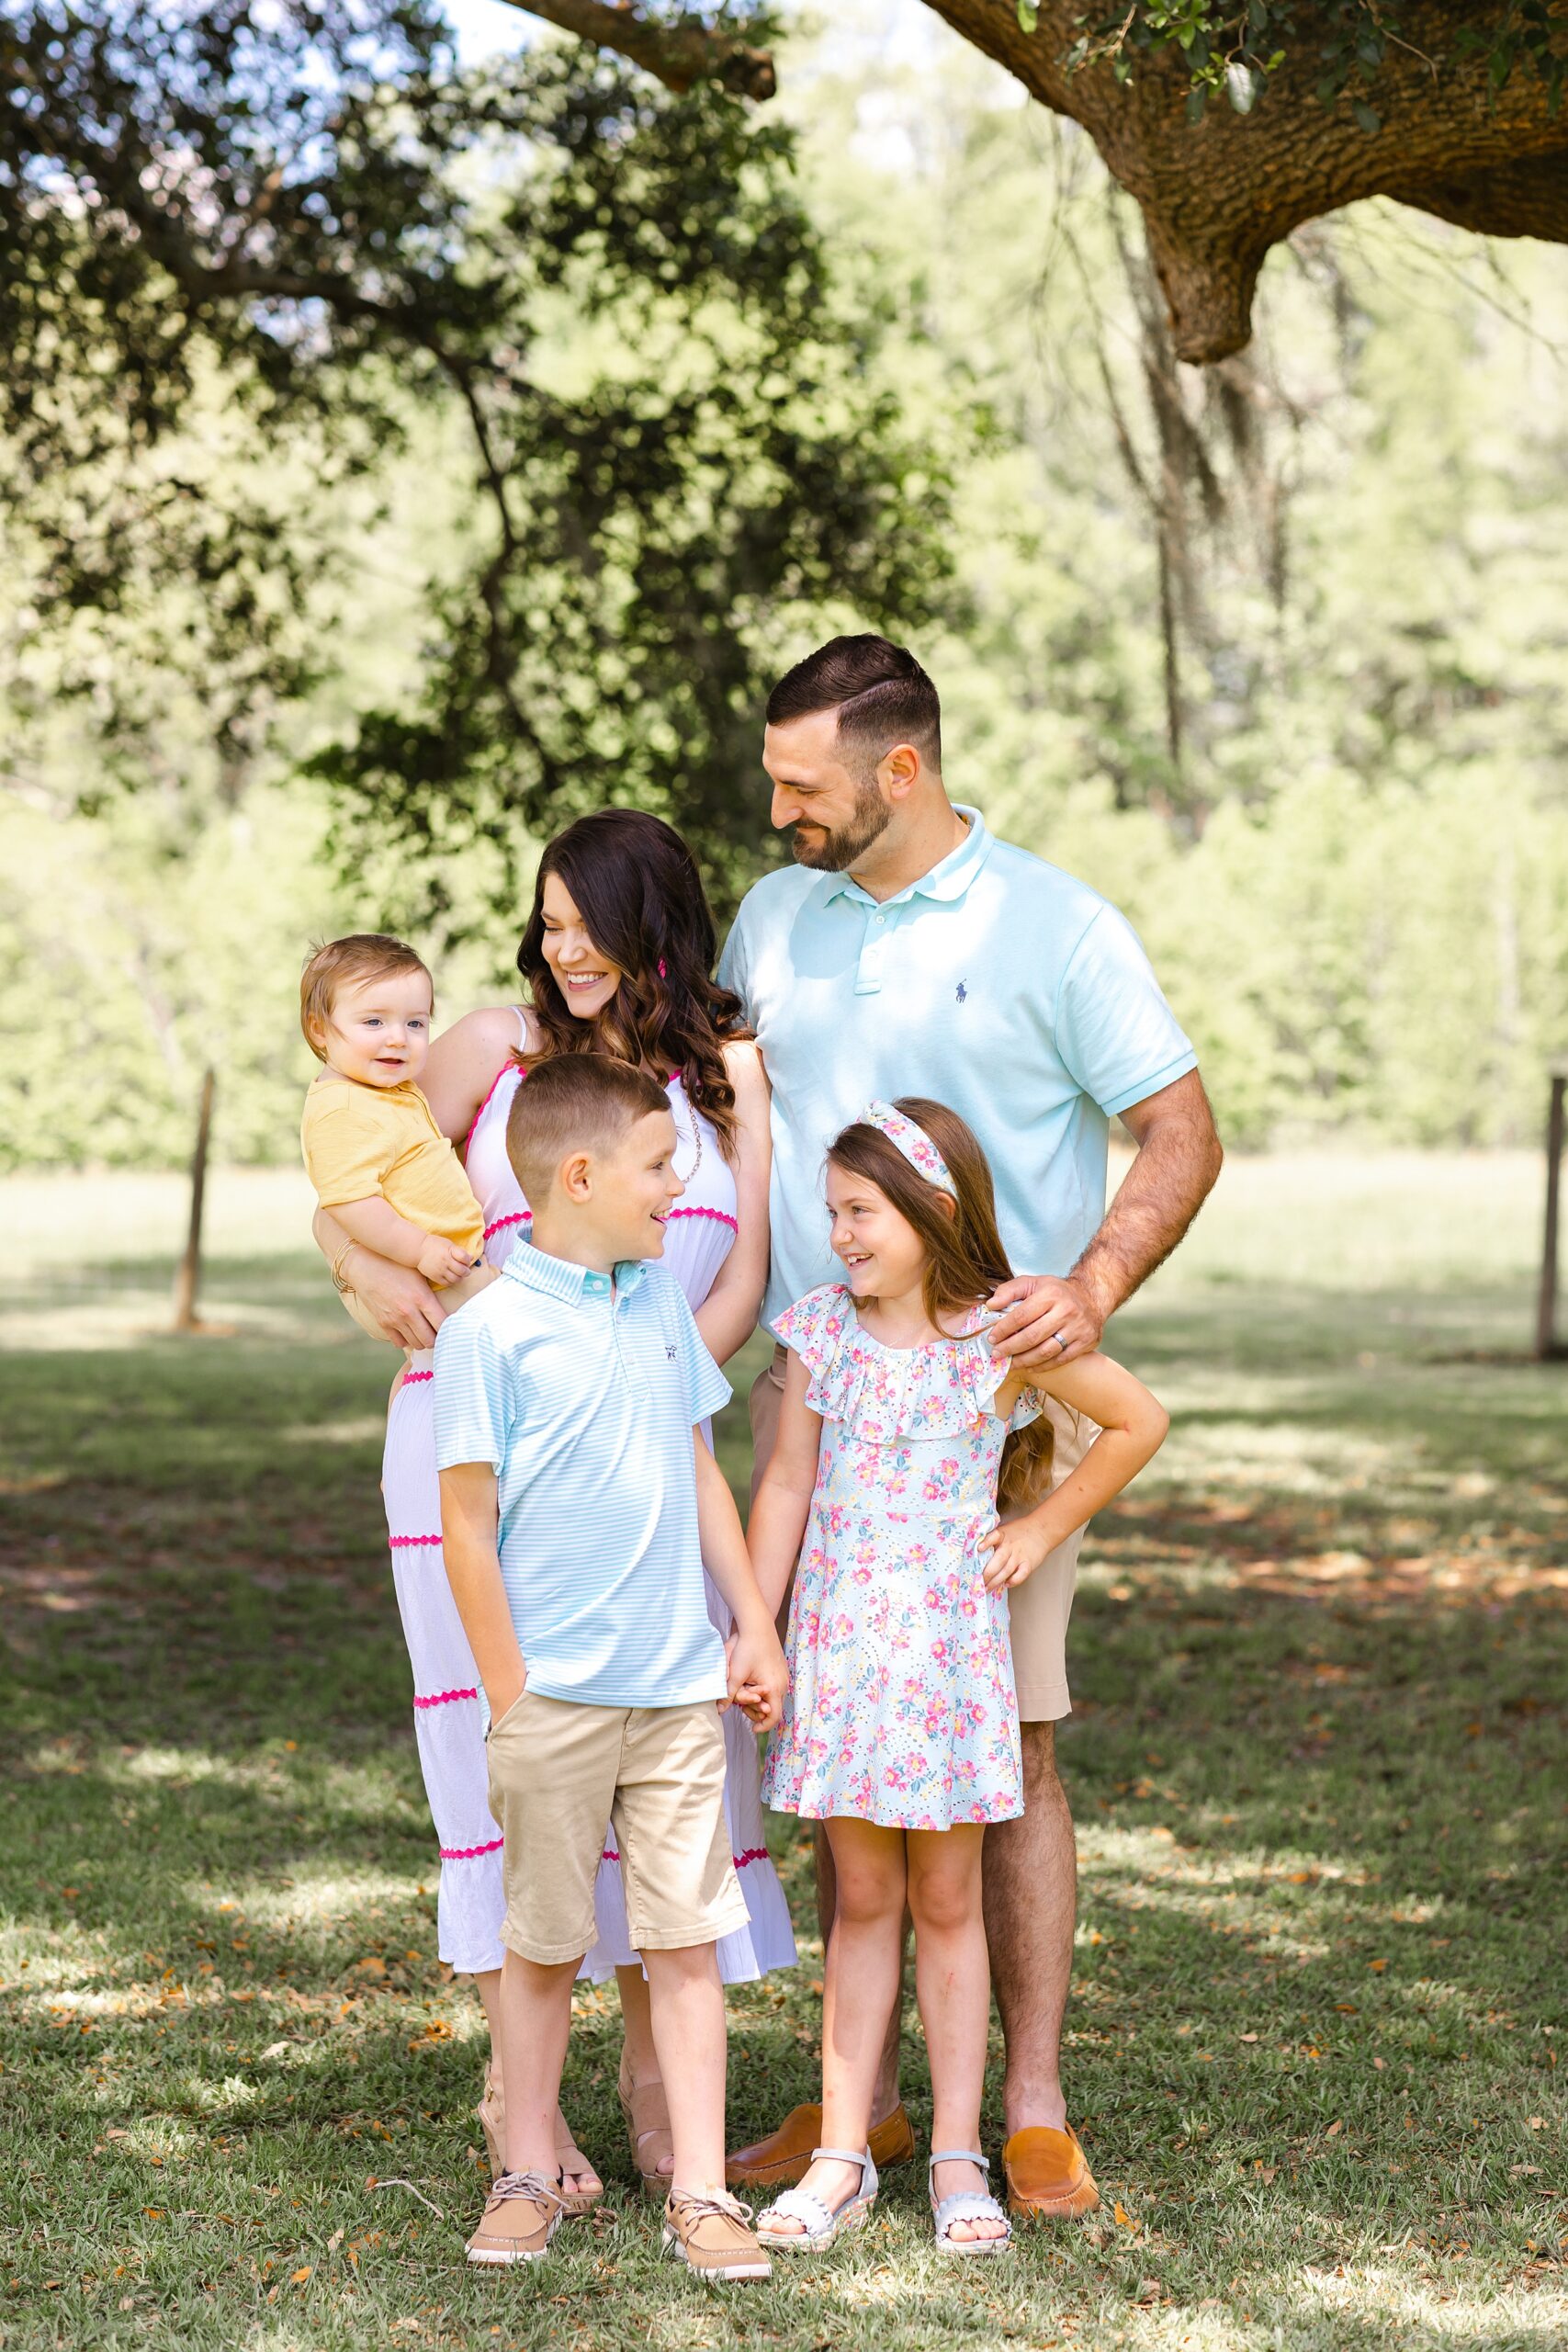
[692, 1439, 788, 1731]
[438, 1462, 527, 1720]
[693, 1042, 772, 1368]
[332, 1195, 476, 1287]
[981, 1352, 1169, 1593]
[312, 1206, 447, 1349]
[744, 1351, 821, 1622]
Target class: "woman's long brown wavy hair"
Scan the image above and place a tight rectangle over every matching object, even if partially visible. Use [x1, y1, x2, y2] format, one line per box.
[827, 1096, 1055, 1510]
[515, 809, 748, 1158]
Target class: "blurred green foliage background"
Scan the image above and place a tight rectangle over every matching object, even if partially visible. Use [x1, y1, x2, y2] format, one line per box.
[5, 3, 1565, 1171]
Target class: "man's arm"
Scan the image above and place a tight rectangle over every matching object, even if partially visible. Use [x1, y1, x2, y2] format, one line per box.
[987, 1069, 1222, 1372]
[438, 1461, 526, 1719]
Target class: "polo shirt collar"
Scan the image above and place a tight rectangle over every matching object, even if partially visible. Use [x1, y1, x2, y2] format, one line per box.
[502, 1238, 647, 1303]
[823, 804, 993, 910]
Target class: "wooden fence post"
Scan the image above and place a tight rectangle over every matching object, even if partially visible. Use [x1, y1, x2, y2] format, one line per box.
[172, 1068, 216, 1334]
[1537, 1060, 1568, 1362]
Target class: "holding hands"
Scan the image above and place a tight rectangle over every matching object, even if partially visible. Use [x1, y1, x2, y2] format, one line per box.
[724, 1627, 789, 1733]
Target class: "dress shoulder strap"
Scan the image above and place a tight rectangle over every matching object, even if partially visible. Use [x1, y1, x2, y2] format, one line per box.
[513, 1005, 528, 1052]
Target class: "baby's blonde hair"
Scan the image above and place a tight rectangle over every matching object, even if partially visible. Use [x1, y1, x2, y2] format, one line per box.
[299, 934, 432, 1061]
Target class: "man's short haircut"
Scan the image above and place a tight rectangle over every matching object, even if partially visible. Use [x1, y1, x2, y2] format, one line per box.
[299, 934, 432, 1060]
[765, 633, 941, 775]
[506, 1055, 671, 1199]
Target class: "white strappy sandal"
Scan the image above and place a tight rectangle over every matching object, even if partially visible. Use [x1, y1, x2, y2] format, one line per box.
[929, 2148, 1012, 2256]
[756, 2144, 879, 2251]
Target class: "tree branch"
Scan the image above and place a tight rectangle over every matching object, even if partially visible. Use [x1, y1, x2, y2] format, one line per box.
[503, 2, 775, 99]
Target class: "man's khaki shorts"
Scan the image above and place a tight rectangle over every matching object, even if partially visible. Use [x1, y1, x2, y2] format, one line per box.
[486, 1690, 750, 1965]
[750, 1344, 1091, 1726]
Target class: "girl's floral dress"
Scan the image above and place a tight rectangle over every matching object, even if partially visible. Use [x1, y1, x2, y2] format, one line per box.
[761, 1283, 1038, 1832]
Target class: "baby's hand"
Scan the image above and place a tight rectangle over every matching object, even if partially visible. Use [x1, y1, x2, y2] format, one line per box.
[418, 1235, 478, 1287]
[979, 1517, 1057, 1593]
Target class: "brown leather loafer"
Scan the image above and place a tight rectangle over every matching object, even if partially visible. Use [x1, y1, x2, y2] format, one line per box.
[1001, 2125, 1099, 2220]
[727, 2101, 916, 2189]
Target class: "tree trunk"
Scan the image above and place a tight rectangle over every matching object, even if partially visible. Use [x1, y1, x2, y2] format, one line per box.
[172, 1069, 216, 1334]
[917, 2, 1568, 360]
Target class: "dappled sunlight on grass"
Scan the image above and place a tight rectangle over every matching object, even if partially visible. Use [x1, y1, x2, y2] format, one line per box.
[2, 1162, 1564, 2347]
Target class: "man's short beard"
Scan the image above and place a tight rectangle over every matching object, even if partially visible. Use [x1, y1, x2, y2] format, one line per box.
[790, 777, 893, 872]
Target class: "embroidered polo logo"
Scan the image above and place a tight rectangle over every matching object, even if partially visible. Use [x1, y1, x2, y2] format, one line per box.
[665, 1344, 678, 1360]
[955, 980, 968, 1002]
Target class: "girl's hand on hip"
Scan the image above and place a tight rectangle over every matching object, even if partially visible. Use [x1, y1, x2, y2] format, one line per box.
[979, 1517, 1055, 1592]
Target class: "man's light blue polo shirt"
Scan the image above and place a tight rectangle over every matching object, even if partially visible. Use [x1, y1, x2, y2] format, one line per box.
[717, 807, 1198, 1324]
[433, 1241, 731, 1708]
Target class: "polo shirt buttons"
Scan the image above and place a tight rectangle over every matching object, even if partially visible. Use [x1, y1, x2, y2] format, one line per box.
[582, 1272, 611, 1296]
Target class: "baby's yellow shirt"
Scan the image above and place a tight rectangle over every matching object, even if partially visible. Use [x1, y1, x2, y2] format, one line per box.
[300, 1075, 484, 1268]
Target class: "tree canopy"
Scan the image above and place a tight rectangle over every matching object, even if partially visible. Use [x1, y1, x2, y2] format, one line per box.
[422, 4, 1568, 358]
[3, 4, 953, 916]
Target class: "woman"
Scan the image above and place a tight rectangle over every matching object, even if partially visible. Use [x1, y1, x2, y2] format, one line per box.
[314, 810, 795, 2206]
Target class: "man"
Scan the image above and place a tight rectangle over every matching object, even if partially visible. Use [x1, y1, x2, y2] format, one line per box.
[719, 634, 1221, 2221]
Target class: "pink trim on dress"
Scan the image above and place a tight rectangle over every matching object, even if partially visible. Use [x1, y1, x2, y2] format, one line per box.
[463, 1057, 522, 1159]
[412, 1686, 479, 1709]
[664, 1204, 739, 1234]
[601, 1845, 770, 1869]
[482, 1210, 531, 1245]
[441, 1836, 505, 1860]
[389, 1533, 443, 1550]
[401, 1368, 434, 1385]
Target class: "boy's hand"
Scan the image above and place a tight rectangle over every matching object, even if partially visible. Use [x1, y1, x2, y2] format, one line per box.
[487, 1662, 526, 1724]
[418, 1235, 478, 1286]
[726, 1624, 787, 1735]
[979, 1515, 1058, 1592]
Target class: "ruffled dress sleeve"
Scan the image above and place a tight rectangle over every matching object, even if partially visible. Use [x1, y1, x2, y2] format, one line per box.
[953, 1329, 1041, 1433]
[770, 1284, 856, 1413]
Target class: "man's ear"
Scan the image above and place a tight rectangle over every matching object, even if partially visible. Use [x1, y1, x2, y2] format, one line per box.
[876, 741, 922, 802]
[558, 1148, 594, 1203]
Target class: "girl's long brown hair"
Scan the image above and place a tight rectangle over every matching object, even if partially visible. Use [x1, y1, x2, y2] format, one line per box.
[827, 1097, 1055, 1510]
[515, 810, 748, 1158]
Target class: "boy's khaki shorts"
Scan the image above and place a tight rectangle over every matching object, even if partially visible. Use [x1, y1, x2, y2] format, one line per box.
[486, 1689, 750, 1965]
[750, 1345, 1093, 1727]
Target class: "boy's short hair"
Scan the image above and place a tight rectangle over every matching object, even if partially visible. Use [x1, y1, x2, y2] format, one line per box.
[299, 934, 432, 1060]
[507, 1056, 670, 1198]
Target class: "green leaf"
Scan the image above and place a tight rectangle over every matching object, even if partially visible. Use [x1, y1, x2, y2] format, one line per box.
[1351, 97, 1381, 133]
[1185, 83, 1209, 122]
[1016, 0, 1040, 31]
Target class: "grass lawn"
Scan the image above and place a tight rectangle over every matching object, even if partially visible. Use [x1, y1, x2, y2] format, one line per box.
[1, 1154, 1564, 2350]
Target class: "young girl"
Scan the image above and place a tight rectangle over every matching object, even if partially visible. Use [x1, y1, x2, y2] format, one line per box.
[747, 1098, 1168, 2257]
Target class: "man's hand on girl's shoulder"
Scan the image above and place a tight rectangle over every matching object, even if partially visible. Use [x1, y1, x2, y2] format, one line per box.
[985, 1273, 1103, 1369]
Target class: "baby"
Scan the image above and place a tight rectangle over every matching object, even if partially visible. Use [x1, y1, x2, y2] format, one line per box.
[299, 933, 491, 1317]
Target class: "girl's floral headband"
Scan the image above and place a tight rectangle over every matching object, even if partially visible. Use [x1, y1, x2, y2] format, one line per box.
[857, 1100, 957, 1198]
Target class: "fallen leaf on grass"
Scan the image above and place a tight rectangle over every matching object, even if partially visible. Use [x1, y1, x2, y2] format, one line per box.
[327, 2230, 344, 2252]
[1136, 2278, 1163, 2302]
[1325, 2120, 1343, 2138]
[1112, 2201, 1137, 2229]
[290, 2267, 311, 2284]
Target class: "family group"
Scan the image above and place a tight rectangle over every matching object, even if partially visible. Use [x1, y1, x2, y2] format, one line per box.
[299, 635, 1223, 2282]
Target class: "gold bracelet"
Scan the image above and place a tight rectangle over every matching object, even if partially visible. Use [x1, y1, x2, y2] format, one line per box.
[330, 1241, 357, 1294]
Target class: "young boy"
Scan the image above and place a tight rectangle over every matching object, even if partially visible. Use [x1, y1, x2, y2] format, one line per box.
[299, 934, 490, 1317]
[434, 1055, 788, 2279]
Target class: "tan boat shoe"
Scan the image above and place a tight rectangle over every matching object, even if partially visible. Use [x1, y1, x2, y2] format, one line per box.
[662, 2187, 772, 2281]
[1001, 2124, 1100, 2220]
[727, 2099, 916, 2189]
[465, 2168, 566, 2266]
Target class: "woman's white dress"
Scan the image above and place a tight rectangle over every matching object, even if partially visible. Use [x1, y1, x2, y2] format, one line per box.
[379, 1025, 795, 1982]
